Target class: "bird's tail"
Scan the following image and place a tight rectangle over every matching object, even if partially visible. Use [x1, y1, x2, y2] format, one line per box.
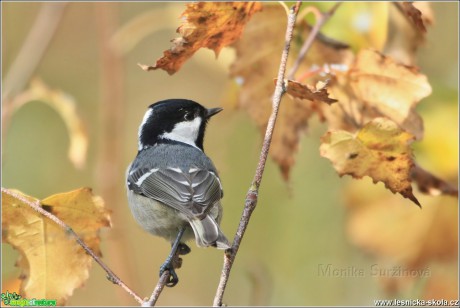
[189, 215, 231, 249]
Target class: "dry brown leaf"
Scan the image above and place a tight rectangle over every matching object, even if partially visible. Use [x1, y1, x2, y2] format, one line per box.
[276, 79, 337, 105]
[320, 117, 420, 206]
[141, 2, 262, 74]
[231, 4, 353, 179]
[2, 188, 111, 305]
[411, 165, 458, 197]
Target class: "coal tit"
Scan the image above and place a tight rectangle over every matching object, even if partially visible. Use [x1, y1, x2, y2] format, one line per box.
[126, 99, 230, 287]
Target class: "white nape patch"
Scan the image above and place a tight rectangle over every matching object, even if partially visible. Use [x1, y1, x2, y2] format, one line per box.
[135, 168, 158, 186]
[160, 117, 202, 149]
[138, 108, 154, 150]
[189, 167, 199, 173]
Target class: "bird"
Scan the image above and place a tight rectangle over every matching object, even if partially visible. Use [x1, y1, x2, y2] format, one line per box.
[126, 98, 231, 287]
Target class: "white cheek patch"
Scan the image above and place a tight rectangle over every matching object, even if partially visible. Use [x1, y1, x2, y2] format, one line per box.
[161, 117, 202, 149]
[138, 108, 153, 150]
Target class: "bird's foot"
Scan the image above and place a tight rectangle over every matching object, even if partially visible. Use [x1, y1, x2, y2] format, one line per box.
[159, 259, 180, 287]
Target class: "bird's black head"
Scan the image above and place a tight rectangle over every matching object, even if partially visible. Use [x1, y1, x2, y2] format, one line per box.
[138, 99, 222, 151]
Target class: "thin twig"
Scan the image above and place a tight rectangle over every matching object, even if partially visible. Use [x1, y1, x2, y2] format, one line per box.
[287, 2, 342, 80]
[212, 2, 302, 306]
[144, 271, 171, 306]
[1, 187, 144, 304]
[144, 232, 184, 306]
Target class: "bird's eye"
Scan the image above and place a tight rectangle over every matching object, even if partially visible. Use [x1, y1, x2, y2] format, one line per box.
[184, 112, 194, 121]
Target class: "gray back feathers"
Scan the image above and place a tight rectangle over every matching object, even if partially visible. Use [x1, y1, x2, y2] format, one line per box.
[127, 143, 223, 220]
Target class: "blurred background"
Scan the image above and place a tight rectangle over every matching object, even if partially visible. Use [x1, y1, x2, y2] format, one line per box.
[2, 2, 458, 306]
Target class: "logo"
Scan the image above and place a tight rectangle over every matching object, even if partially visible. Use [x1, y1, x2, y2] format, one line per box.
[1, 291, 57, 306]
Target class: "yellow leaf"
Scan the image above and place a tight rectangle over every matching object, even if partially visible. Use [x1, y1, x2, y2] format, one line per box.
[141, 2, 262, 74]
[320, 117, 419, 206]
[2, 188, 111, 305]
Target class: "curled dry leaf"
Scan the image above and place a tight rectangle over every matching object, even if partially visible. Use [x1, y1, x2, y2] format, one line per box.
[231, 4, 353, 179]
[141, 2, 262, 74]
[320, 117, 420, 206]
[276, 79, 337, 105]
[5, 79, 88, 169]
[2, 188, 111, 305]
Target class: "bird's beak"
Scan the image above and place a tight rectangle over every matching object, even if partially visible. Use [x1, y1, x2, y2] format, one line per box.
[206, 107, 223, 118]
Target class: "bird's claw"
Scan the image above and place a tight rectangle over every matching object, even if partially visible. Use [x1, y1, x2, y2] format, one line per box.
[159, 262, 179, 287]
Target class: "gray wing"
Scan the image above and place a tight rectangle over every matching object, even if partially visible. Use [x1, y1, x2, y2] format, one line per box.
[127, 167, 222, 219]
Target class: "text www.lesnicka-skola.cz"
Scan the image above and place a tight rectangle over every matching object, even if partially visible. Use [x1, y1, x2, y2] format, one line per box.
[374, 299, 459, 306]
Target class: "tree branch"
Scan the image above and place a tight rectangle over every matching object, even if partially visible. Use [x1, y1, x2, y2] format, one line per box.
[1, 187, 144, 305]
[212, 2, 302, 306]
[144, 271, 171, 306]
[287, 2, 342, 80]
